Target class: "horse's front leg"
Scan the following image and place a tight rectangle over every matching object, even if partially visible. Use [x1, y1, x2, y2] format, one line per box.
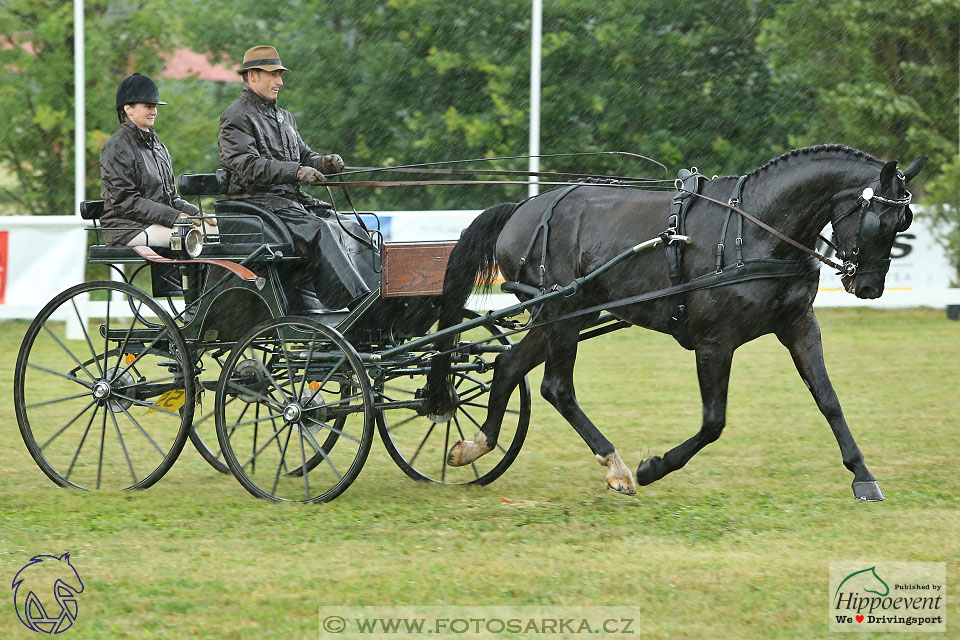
[636, 343, 733, 486]
[776, 309, 883, 501]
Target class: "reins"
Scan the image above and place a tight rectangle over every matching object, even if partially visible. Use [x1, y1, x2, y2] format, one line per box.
[681, 189, 849, 274]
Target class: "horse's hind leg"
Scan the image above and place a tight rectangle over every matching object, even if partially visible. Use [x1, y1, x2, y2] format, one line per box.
[776, 310, 883, 501]
[636, 344, 734, 486]
[447, 327, 546, 467]
[538, 321, 635, 495]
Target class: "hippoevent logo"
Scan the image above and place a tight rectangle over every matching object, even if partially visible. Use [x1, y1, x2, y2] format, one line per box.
[11, 552, 84, 634]
[830, 562, 946, 632]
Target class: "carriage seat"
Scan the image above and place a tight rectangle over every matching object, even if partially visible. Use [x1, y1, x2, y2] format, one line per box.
[80, 197, 289, 264]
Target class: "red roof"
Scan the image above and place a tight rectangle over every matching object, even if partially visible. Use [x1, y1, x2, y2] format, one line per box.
[160, 49, 240, 83]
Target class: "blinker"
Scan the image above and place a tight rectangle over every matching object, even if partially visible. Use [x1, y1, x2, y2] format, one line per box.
[860, 209, 881, 241]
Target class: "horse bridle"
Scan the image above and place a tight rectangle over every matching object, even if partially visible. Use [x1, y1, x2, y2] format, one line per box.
[828, 171, 913, 277]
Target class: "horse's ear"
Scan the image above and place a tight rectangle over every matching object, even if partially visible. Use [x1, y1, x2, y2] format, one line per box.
[880, 160, 898, 189]
[903, 156, 928, 183]
[59, 552, 70, 562]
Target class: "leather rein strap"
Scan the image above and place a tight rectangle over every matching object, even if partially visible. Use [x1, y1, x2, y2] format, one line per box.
[681, 189, 847, 273]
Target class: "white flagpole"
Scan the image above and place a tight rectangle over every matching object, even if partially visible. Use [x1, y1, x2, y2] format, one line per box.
[73, 0, 85, 218]
[528, 0, 542, 198]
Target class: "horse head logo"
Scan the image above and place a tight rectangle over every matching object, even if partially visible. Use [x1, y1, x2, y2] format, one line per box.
[834, 566, 890, 601]
[11, 552, 84, 634]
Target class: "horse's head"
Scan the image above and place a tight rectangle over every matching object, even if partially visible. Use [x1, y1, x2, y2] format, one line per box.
[830, 156, 927, 298]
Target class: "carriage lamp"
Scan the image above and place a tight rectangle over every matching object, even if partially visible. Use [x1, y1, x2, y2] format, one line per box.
[170, 219, 204, 258]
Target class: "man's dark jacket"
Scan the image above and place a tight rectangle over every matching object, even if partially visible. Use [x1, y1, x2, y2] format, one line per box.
[100, 120, 198, 245]
[219, 87, 329, 211]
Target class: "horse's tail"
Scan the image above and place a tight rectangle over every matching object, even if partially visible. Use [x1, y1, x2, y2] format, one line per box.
[424, 202, 519, 414]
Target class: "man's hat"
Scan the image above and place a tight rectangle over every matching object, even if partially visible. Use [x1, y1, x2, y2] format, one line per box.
[236, 45, 290, 74]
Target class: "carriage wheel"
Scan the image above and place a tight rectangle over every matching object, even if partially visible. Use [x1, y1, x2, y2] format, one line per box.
[14, 281, 194, 490]
[187, 347, 230, 474]
[215, 317, 374, 502]
[377, 310, 530, 485]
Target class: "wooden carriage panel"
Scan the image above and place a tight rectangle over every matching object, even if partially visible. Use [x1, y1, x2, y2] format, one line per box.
[381, 241, 457, 297]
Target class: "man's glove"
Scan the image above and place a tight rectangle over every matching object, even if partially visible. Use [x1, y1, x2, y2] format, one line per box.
[321, 154, 344, 174]
[297, 165, 325, 184]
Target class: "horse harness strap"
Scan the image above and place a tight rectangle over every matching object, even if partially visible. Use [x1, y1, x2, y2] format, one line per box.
[518, 184, 581, 292]
[664, 168, 706, 349]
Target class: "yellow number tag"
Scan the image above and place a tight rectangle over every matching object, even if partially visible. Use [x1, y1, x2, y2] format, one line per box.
[146, 389, 186, 415]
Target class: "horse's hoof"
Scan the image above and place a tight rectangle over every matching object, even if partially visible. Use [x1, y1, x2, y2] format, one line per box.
[606, 480, 636, 496]
[448, 431, 491, 467]
[635, 455, 663, 486]
[852, 480, 885, 502]
[447, 441, 467, 467]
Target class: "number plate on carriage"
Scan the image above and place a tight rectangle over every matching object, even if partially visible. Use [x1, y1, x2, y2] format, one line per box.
[145, 389, 187, 414]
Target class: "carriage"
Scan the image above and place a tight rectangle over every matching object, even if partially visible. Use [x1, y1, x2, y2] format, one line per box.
[14, 146, 925, 503]
[13, 170, 538, 502]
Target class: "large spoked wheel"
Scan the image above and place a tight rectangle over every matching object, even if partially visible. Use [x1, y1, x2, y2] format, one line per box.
[14, 281, 194, 490]
[377, 310, 530, 485]
[215, 317, 374, 502]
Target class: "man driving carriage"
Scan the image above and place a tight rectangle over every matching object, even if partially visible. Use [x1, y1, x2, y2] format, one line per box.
[218, 45, 378, 313]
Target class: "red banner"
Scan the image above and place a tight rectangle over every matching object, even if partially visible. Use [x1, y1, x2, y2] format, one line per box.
[0, 231, 7, 304]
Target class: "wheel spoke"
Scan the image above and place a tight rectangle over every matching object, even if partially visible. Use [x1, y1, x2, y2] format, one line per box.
[26, 390, 94, 409]
[271, 426, 294, 496]
[302, 354, 348, 407]
[301, 414, 361, 443]
[381, 411, 420, 432]
[115, 402, 167, 457]
[107, 403, 138, 485]
[71, 298, 105, 378]
[408, 421, 437, 467]
[96, 405, 108, 489]
[239, 422, 292, 470]
[42, 324, 99, 383]
[222, 379, 285, 413]
[301, 426, 342, 482]
[40, 400, 97, 451]
[26, 362, 95, 389]
[298, 426, 311, 499]
[441, 419, 451, 483]
[249, 346, 292, 403]
[65, 404, 100, 482]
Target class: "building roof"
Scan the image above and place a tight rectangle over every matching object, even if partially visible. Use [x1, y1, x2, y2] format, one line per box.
[160, 48, 240, 83]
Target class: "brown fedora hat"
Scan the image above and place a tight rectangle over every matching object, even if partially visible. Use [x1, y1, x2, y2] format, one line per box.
[235, 45, 290, 73]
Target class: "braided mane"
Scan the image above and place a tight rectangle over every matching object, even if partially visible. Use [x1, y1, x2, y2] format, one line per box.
[745, 145, 882, 178]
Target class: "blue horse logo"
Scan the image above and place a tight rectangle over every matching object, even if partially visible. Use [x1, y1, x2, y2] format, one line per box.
[11, 552, 84, 634]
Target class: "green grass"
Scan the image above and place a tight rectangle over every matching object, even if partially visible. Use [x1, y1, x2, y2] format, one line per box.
[1, 308, 958, 639]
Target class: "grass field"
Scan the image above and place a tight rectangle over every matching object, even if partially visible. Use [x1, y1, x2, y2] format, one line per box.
[1, 308, 958, 639]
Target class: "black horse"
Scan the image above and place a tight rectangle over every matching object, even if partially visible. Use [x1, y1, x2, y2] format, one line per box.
[425, 145, 926, 500]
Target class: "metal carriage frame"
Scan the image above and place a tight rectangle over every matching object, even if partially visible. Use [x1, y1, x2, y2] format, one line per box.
[13, 172, 541, 502]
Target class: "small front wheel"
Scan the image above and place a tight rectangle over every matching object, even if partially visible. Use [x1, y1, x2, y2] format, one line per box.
[215, 317, 374, 502]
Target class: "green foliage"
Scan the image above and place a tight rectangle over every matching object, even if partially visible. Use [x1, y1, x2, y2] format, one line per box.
[0, 0, 956, 252]
[0, 0, 214, 214]
[759, 0, 958, 190]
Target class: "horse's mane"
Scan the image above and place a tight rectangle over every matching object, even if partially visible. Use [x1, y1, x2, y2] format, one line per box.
[744, 144, 883, 178]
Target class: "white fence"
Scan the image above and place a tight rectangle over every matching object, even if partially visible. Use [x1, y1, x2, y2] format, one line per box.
[0, 207, 957, 327]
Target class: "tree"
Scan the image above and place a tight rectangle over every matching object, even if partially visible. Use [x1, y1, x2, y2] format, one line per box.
[184, 0, 789, 210]
[759, 0, 959, 274]
[0, 0, 214, 215]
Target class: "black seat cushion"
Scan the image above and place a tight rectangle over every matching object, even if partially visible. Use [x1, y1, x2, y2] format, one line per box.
[178, 170, 231, 196]
[80, 200, 104, 220]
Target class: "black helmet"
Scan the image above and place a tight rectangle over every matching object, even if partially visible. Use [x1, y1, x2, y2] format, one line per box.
[115, 73, 167, 112]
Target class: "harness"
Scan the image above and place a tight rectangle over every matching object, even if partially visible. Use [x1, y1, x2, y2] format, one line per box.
[496, 166, 914, 351]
